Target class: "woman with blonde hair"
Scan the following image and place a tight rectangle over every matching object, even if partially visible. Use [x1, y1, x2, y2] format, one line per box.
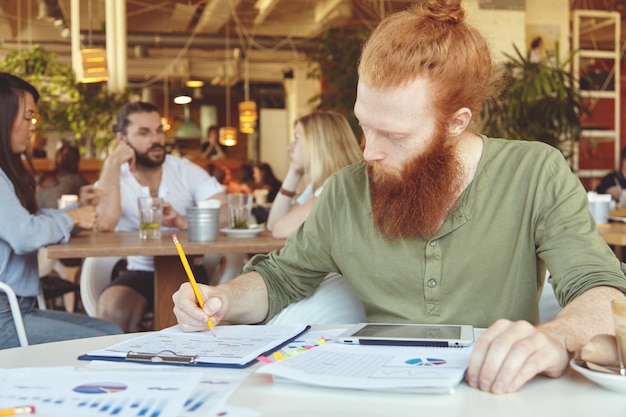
[267, 111, 362, 238]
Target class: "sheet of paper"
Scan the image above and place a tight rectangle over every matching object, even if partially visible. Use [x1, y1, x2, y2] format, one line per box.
[256, 342, 472, 394]
[82, 324, 308, 367]
[85, 361, 253, 417]
[0, 367, 200, 417]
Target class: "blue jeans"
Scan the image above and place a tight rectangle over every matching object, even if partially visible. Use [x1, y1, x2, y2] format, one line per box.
[0, 293, 122, 350]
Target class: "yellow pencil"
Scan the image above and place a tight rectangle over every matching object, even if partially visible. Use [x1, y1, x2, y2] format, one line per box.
[0, 406, 35, 416]
[171, 234, 216, 336]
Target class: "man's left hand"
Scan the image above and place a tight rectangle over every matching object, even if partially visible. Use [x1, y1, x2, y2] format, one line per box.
[162, 202, 186, 229]
[465, 319, 569, 394]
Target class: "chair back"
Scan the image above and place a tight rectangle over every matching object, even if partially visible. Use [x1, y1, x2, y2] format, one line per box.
[79, 257, 124, 317]
[0, 282, 29, 346]
[267, 273, 366, 325]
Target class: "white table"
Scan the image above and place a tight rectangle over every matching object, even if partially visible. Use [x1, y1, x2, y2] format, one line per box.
[0, 331, 623, 416]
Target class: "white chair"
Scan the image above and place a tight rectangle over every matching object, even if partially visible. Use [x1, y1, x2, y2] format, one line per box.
[80, 255, 227, 320]
[0, 282, 30, 347]
[79, 256, 125, 317]
[267, 273, 367, 325]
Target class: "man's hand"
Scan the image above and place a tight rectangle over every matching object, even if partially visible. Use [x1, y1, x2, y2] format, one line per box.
[79, 184, 101, 207]
[110, 141, 137, 172]
[172, 282, 228, 332]
[162, 202, 186, 229]
[465, 319, 570, 394]
[66, 205, 98, 230]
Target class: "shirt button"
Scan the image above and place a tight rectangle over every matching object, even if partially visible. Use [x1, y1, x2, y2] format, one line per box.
[429, 240, 436, 246]
[427, 279, 437, 288]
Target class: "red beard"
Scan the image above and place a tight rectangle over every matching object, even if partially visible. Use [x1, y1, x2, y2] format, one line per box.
[368, 130, 464, 240]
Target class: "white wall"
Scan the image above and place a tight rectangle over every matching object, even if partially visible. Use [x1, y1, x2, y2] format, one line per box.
[259, 109, 290, 182]
[464, 0, 570, 63]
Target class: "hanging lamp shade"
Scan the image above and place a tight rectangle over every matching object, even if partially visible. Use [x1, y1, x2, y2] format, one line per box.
[238, 101, 257, 134]
[76, 48, 109, 83]
[174, 104, 202, 139]
[219, 126, 238, 147]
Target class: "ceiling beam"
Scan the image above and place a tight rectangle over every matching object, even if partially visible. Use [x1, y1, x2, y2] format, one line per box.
[195, 0, 242, 34]
[253, 0, 280, 25]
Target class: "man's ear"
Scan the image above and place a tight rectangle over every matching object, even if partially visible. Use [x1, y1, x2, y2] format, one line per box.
[448, 107, 472, 137]
[115, 132, 126, 144]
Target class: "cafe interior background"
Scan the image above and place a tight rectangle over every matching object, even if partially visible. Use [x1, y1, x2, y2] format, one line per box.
[0, 0, 624, 189]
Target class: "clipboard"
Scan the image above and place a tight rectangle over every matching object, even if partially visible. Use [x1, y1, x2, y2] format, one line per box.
[78, 324, 310, 368]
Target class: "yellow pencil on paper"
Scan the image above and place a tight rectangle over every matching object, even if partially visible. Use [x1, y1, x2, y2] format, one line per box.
[171, 234, 216, 336]
[0, 405, 36, 416]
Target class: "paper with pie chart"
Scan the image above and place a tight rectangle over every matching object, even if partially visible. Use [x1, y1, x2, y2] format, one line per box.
[0, 367, 200, 417]
[256, 342, 473, 393]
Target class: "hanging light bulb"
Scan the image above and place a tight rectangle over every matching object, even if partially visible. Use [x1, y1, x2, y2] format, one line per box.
[239, 101, 257, 134]
[219, 126, 238, 147]
[238, 53, 257, 134]
[219, 16, 238, 147]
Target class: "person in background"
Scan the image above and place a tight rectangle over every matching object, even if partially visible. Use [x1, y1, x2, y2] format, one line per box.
[173, 0, 626, 394]
[266, 111, 363, 239]
[201, 125, 226, 159]
[0, 72, 121, 349]
[30, 131, 47, 158]
[94, 101, 229, 333]
[228, 163, 254, 194]
[596, 146, 626, 202]
[36, 143, 89, 209]
[206, 162, 230, 188]
[253, 162, 282, 203]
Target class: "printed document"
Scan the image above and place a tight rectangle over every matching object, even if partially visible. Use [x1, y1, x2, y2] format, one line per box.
[256, 342, 472, 393]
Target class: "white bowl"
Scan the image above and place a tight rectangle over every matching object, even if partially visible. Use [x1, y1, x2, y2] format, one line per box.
[220, 225, 265, 238]
[570, 359, 626, 393]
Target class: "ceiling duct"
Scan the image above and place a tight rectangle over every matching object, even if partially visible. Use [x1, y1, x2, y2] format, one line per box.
[81, 31, 317, 53]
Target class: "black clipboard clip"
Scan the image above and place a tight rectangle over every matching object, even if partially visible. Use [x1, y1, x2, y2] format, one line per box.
[126, 350, 198, 364]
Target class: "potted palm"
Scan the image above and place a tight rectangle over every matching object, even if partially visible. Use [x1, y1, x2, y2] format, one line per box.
[479, 44, 589, 162]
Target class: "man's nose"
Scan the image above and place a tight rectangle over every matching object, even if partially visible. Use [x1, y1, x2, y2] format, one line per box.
[362, 137, 384, 162]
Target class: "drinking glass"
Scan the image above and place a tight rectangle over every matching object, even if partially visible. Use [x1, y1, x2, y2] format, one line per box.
[137, 197, 163, 239]
[228, 193, 253, 229]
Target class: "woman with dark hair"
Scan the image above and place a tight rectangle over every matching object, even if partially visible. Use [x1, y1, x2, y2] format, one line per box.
[0, 72, 121, 349]
[36, 143, 89, 209]
[253, 162, 282, 202]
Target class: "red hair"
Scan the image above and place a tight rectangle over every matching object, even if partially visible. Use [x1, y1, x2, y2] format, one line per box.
[358, 0, 492, 127]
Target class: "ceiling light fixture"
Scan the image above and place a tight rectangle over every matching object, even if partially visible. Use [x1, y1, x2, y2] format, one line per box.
[219, 14, 237, 147]
[239, 53, 257, 134]
[77, 0, 108, 83]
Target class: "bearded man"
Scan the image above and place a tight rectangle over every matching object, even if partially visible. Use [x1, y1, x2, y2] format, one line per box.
[95, 101, 228, 332]
[172, 0, 626, 394]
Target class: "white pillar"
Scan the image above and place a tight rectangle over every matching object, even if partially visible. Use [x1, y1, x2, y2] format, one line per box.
[105, 0, 127, 92]
[70, 0, 81, 79]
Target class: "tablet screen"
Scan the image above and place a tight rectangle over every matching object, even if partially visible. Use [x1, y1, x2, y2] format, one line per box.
[352, 324, 461, 340]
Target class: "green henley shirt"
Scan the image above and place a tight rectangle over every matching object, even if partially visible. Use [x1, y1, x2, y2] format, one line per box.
[246, 136, 626, 327]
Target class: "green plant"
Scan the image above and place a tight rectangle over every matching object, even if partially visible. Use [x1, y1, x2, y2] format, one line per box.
[307, 27, 369, 140]
[1, 45, 129, 157]
[479, 44, 589, 160]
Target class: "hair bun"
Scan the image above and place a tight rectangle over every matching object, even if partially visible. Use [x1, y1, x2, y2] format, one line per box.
[417, 0, 465, 24]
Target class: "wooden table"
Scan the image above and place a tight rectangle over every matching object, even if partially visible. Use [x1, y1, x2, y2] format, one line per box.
[597, 222, 626, 259]
[47, 230, 285, 329]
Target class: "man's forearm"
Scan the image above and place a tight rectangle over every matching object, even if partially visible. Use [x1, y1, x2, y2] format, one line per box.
[94, 158, 123, 231]
[538, 286, 626, 353]
[220, 271, 269, 324]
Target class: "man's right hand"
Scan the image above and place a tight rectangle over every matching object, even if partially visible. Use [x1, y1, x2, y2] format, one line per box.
[172, 282, 228, 332]
[109, 141, 137, 172]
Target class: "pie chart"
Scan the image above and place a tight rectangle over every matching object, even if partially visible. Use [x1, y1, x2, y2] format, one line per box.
[405, 357, 447, 366]
[73, 382, 128, 394]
